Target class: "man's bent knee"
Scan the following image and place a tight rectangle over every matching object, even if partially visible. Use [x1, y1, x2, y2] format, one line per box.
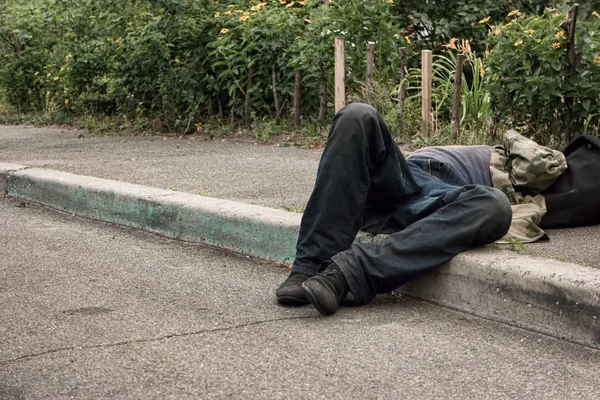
[330, 103, 382, 144]
[476, 186, 512, 244]
[337, 103, 377, 118]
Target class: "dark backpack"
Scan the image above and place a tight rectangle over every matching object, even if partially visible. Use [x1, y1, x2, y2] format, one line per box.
[540, 134, 600, 228]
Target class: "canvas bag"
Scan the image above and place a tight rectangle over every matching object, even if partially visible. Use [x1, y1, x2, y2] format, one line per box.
[539, 135, 600, 228]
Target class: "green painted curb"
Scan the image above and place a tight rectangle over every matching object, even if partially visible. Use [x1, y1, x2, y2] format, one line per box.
[4, 165, 301, 263]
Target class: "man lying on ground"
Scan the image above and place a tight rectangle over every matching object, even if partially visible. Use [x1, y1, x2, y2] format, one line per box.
[276, 103, 513, 316]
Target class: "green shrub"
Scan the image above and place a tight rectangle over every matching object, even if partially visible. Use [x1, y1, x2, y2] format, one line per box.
[0, 0, 598, 145]
[484, 7, 600, 144]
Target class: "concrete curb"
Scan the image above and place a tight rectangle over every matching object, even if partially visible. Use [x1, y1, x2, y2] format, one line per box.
[2, 163, 599, 348]
[1, 163, 301, 263]
[359, 233, 599, 347]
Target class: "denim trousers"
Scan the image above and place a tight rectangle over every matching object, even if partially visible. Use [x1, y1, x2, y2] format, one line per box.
[291, 103, 512, 305]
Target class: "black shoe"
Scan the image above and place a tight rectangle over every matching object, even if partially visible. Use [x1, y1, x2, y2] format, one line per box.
[301, 262, 349, 316]
[276, 272, 311, 305]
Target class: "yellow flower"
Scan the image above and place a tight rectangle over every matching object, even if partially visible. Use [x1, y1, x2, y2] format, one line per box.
[224, 10, 231, 15]
[46, 72, 52, 77]
[278, 0, 286, 4]
[594, 55, 600, 64]
[34, 71, 39, 76]
[239, 15, 250, 22]
[214, 12, 220, 18]
[235, 9, 244, 13]
[554, 30, 564, 39]
[60, 66, 66, 72]
[478, 16, 491, 24]
[508, 9, 520, 17]
[552, 13, 562, 18]
[443, 37, 457, 50]
[299, 0, 307, 5]
[53, 76, 59, 81]
[285, 1, 295, 7]
[461, 39, 471, 54]
[227, 4, 234, 7]
[593, 11, 600, 19]
[524, 29, 535, 35]
[250, 2, 267, 11]
[547, 7, 555, 12]
[514, 40, 523, 47]
[480, 68, 485, 78]
[552, 42, 561, 49]
[485, 50, 490, 58]
[504, 21, 513, 27]
[64, 99, 69, 105]
[295, 36, 302, 40]
[303, 17, 311, 23]
[404, 36, 411, 44]
[493, 73, 499, 81]
[220, 28, 229, 34]
[492, 27, 501, 35]
[387, 0, 394, 3]
[65, 54, 72, 61]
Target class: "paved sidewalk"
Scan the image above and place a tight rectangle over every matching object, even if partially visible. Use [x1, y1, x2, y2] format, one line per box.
[1, 125, 598, 268]
[1, 125, 599, 348]
[0, 125, 319, 210]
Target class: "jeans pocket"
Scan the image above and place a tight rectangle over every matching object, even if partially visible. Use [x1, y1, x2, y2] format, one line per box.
[427, 159, 451, 182]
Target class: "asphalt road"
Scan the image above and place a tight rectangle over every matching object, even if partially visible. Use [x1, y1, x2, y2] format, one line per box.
[1, 124, 598, 270]
[1, 196, 599, 399]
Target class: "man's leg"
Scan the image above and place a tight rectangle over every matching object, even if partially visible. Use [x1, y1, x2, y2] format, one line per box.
[276, 103, 422, 305]
[328, 183, 512, 307]
[302, 182, 511, 314]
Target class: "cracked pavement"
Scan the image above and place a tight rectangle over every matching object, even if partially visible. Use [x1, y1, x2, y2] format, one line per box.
[1, 196, 600, 399]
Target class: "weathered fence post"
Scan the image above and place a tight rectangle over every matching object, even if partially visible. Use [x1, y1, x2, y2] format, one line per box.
[421, 50, 433, 136]
[366, 41, 375, 105]
[244, 66, 255, 127]
[318, 73, 327, 125]
[397, 47, 408, 134]
[271, 60, 282, 122]
[293, 70, 302, 130]
[562, 3, 579, 143]
[452, 54, 466, 140]
[335, 37, 346, 113]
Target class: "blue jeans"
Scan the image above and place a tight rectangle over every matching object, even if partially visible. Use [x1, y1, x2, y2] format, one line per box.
[291, 104, 512, 305]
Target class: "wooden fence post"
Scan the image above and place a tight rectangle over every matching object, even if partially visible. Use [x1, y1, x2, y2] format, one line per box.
[318, 74, 327, 125]
[366, 41, 375, 105]
[421, 50, 433, 136]
[244, 66, 254, 127]
[271, 60, 281, 122]
[397, 47, 408, 134]
[335, 37, 345, 113]
[293, 70, 302, 130]
[452, 54, 466, 140]
[562, 3, 579, 143]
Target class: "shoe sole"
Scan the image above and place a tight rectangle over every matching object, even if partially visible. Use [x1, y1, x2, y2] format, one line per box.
[276, 295, 310, 306]
[301, 281, 335, 316]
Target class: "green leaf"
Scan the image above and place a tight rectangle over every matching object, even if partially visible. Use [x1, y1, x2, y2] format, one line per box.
[582, 99, 591, 111]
